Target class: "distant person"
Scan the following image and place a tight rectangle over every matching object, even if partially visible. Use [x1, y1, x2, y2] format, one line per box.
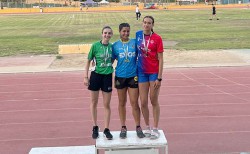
[0, 2, 3, 9]
[136, 5, 141, 20]
[84, 26, 114, 140]
[112, 23, 145, 139]
[205, 0, 208, 5]
[136, 16, 164, 140]
[209, 4, 219, 20]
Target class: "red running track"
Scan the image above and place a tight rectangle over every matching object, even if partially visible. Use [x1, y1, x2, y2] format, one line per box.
[0, 66, 250, 154]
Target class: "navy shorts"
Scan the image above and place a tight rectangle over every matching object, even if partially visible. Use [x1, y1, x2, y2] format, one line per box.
[88, 71, 112, 92]
[115, 76, 138, 89]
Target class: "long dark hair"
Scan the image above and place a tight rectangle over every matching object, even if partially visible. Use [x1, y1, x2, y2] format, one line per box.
[143, 16, 154, 33]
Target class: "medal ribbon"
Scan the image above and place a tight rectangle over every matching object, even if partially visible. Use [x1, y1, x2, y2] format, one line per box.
[123, 43, 129, 61]
[103, 45, 109, 67]
[142, 32, 152, 56]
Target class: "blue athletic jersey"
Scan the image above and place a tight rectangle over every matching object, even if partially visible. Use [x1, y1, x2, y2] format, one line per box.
[112, 39, 137, 78]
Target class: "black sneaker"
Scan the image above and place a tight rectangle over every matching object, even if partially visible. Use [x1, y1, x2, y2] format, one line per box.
[119, 127, 127, 139]
[136, 126, 145, 138]
[103, 128, 113, 140]
[92, 126, 99, 139]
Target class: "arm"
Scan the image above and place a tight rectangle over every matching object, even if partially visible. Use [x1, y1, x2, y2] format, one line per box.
[84, 43, 95, 86]
[84, 59, 91, 86]
[154, 52, 164, 89]
[157, 52, 164, 79]
[157, 35, 164, 80]
[111, 44, 116, 64]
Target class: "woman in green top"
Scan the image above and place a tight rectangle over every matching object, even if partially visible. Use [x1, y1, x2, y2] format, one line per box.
[84, 26, 114, 140]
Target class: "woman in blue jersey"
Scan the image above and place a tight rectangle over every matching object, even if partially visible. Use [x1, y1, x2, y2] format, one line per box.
[136, 16, 164, 140]
[112, 23, 145, 139]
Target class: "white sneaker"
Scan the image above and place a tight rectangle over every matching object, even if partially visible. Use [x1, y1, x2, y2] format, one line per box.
[150, 129, 160, 140]
[144, 127, 151, 137]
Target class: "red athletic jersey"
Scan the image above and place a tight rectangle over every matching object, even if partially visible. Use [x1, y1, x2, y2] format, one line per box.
[136, 30, 164, 74]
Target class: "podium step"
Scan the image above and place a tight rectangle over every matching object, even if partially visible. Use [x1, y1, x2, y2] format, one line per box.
[29, 145, 96, 154]
[105, 148, 158, 154]
[96, 130, 168, 154]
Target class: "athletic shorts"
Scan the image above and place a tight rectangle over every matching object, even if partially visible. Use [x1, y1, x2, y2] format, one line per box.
[115, 76, 138, 89]
[88, 71, 112, 92]
[138, 73, 158, 83]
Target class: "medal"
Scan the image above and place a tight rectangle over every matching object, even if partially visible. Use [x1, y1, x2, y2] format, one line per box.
[124, 59, 130, 62]
[142, 32, 152, 57]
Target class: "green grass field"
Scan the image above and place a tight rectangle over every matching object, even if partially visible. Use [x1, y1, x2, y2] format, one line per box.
[0, 8, 250, 56]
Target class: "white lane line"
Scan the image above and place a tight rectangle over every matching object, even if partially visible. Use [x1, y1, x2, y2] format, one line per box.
[0, 88, 87, 94]
[168, 130, 250, 135]
[0, 136, 90, 142]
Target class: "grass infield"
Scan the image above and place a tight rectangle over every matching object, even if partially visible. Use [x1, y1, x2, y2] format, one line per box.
[0, 8, 250, 56]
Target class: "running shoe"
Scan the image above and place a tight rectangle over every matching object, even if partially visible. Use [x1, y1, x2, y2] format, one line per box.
[103, 128, 113, 140]
[92, 126, 99, 139]
[119, 127, 127, 139]
[150, 129, 160, 140]
[144, 126, 151, 137]
[136, 126, 145, 138]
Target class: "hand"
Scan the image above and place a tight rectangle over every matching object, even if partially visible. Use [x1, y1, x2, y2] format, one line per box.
[84, 77, 89, 86]
[154, 80, 161, 89]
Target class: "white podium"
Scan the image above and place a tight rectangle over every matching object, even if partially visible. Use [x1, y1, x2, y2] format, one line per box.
[29, 145, 96, 154]
[96, 130, 168, 154]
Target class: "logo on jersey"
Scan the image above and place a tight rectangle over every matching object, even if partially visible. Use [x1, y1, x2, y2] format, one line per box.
[137, 36, 142, 42]
[119, 52, 136, 58]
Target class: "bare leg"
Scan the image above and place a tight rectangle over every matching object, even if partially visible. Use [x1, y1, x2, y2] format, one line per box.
[102, 91, 112, 128]
[139, 82, 150, 126]
[128, 87, 140, 126]
[90, 91, 99, 126]
[149, 81, 160, 128]
[117, 88, 127, 126]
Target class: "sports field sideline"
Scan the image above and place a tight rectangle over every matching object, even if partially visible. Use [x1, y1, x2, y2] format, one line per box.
[0, 3, 248, 14]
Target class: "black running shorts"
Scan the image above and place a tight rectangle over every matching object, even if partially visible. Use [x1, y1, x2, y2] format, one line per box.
[114, 76, 138, 89]
[88, 71, 112, 92]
